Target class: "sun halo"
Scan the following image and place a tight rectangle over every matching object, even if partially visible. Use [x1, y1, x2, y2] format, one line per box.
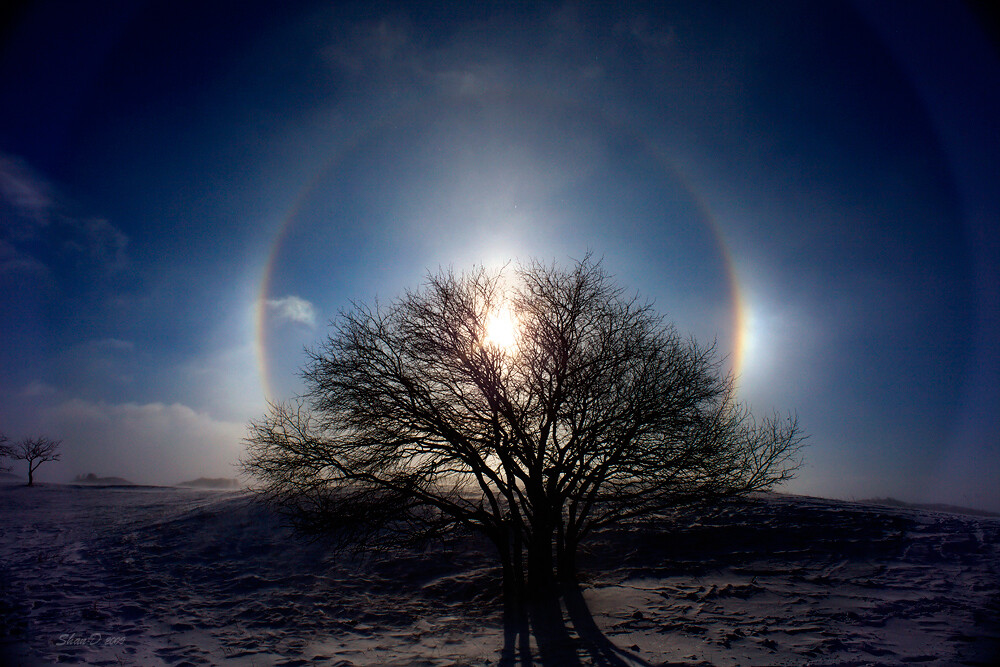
[484, 308, 518, 351]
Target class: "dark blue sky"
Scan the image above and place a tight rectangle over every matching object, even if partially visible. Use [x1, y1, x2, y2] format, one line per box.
[1, 0, 997, 509]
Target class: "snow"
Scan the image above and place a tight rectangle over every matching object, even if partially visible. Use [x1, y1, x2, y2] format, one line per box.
[1, 484, 997, 666]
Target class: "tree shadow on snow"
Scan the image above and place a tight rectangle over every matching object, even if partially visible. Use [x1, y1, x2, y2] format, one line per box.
[499, 583, 652, 667]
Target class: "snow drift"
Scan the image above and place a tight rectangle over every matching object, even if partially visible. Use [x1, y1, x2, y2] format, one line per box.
[0, 484, 997, 666]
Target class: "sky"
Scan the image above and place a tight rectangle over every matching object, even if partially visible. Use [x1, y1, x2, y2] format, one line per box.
[1, 1, 998, 509]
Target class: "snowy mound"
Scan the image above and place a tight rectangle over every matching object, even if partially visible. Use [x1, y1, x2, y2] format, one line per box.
[0, 486, 997, 666]
[71, 473, 137, 486]
[176, 477, 243, 490]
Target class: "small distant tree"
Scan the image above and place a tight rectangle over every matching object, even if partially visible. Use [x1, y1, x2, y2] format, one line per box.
[0, 432, 10, 473]
[243, 257, 804, 623]
[9, 436, 62, 486]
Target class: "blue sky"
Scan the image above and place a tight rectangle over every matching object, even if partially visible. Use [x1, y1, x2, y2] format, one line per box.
[1, 0, 998, 509]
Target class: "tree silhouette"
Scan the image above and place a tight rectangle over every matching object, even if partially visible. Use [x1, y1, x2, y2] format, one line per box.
[0, 432, 10, 473]
[243, 256, 804, 649]
[8, 436, 62, 486]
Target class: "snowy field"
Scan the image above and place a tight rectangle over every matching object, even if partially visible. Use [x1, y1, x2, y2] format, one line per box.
[1, 483, 998, 666]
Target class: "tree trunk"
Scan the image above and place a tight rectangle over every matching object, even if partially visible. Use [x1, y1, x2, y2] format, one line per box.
[27, 464, 34, 487]
[556, 535, 578, 584]
[500, 554, 524, 621]
[527, 525, 556, 598]
[556, 520, 580, 584]
[496, 526, 530, 667]
[525, 525, 580, 665]
[493, 523, 527, 616]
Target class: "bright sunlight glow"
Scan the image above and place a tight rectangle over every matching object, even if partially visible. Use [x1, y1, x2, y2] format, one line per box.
[484, 308, 518, 350]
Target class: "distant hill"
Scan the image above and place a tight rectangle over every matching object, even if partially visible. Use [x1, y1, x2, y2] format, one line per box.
[72, 473, 136, 486]
[0, 471, 24, 482]
[177, 477, 242, 489]
[861, 496, 1000, 518]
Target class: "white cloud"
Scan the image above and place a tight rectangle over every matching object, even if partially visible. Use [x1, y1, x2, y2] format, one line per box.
[266, 295, 317, 328]
[40, 399, 247, 485]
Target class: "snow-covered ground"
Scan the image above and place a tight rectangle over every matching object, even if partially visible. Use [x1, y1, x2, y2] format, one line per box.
[1, 483, 997, 666]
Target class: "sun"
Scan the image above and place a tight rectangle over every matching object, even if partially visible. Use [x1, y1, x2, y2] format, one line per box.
[484, 307, 518, 350]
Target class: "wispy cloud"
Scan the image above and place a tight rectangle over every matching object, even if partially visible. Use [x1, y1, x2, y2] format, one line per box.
[318, 7, 609, 101]
[86, 338, 135, 354]
[0, 151, 129, 272]
[0, 153, 55, 224]
[266, 295, 317, 328]
[0, 239, 48, 274]
[21, 380, 57, 398]
[49, 338, 139, 390]
[60, 217, 129, 270]
[323, 17, 411, 74]
[615, 15, 677, 51]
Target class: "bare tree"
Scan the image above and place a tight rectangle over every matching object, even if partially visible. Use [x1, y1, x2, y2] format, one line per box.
[243, 257, 804, 618]
[9, 436, 62, 486]
[0, 432, 10, 473]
